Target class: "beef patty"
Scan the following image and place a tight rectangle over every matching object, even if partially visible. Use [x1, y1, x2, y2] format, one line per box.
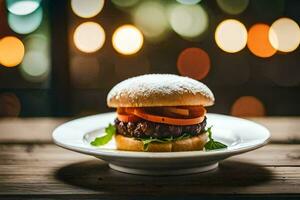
[114, 117, 207, 139]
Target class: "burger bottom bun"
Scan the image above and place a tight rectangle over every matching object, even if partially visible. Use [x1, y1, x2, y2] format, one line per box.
[115, 133, 208, 152]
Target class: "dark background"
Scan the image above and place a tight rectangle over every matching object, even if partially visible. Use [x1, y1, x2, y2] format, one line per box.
[0, 0, 300, 117]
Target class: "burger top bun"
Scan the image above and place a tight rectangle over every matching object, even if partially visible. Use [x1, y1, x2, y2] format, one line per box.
[107, 74, 214, 108]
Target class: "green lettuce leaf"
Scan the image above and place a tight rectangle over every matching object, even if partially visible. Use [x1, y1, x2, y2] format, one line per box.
[90, 124, 116, 146]
[204, 126, 227, 150]
[139, 133, 191, 151]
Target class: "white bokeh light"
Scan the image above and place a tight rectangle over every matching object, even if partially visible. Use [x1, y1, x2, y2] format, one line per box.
[7, 0, 41, 15]
[168, 4, 208, 39]
[71, 0, 104, 18]
[269, 17, 300, 53]
[133, 1, 169, 41]
[112, 25, 144, 55]
[215, 19, 247, 53]
[73, 22, 105, 53]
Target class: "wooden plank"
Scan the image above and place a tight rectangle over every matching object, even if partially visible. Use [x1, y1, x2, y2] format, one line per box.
[249, 117, 300, 143]
[0, 118, 67, 143]
[0, 144, 299, 197]
[0, 117, 299, 144]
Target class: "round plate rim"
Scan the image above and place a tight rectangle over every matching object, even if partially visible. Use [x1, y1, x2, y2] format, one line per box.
[52, 113, 270, 159]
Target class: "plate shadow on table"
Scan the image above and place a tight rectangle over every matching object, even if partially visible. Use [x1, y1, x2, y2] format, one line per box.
[55, 159, 273, 196]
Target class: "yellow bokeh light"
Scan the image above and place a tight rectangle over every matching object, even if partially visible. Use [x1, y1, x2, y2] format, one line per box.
[269, 17, 300, 53]
[0, 36, 25, 67]
[73, 22, 105, 53]
[215, 19, 247, 53]
[71, 0, 104, 18]
[112, 25, 144, 55]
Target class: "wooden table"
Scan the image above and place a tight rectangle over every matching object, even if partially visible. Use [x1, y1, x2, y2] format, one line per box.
[0, 117, 300, 199]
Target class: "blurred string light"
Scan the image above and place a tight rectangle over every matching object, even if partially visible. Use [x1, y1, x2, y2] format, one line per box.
[8, 5, 43, 34]
[0, 93, 21, 117]
[70, 56, 100, 88]
[176, 0, 201, 5]
[231, 96, 266, 117]
[20, 51, 50, 82]
[215, 19, 247, 53]
[25, 33, 48, 51]
[168, 3, 208, 39]
[269, 18, 300, 53]
[177, 47, 210, 80]
[71, 0, 104, 18]
[73, 22, 105, 53]
[133, 1, 169, 42]
[6, 0, 41, 15]
[112, 25, 143, 55]
[247, 24, 276, 58]
[0, 36, 24, 67]
[20, 34, 50, 82]
[111, 0, 139, 8]
[216, 0, 249, 15]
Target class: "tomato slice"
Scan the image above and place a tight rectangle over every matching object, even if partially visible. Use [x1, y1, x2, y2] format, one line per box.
[163, 107, 189, 117]
[184, 106, 207, 117]
[126, 108, 204, 125]
[117, 113, 141, 123]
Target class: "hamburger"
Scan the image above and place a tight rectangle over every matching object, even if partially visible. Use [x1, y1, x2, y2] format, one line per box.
[106, 74, 215, 152]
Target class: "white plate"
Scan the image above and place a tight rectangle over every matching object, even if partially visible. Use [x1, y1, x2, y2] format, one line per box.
[53, 113, 270, 175]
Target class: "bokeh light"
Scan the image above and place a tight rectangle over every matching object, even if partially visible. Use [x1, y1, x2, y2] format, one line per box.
[215, 19, 247, 53]
[73, 22, 105, 53]
[231, 96, 266, 117]
[70, 56, 100, 88]
[25, 33, 48, 52]
[168, 4, 208, 39]
[133, 1, 169, 41]
[20, 33, 50, 82]
[176, 0, 201, 5]
[6, 0, 41, 15]
[114, 56, 150, 80]
[71, 0, 104, 18]
[111, 0, 139, 8]
[0, 93, 21, 117]
[247, 24, 276, 58]
[0, 36, 24, 67]
[112, 25, 143, 55]
[20, 51, 50, 82]
[269, 18, 300, 53]
[177, 47, 210, 80]
[8, 5, 43, 34]
[217, 0, 249, 15]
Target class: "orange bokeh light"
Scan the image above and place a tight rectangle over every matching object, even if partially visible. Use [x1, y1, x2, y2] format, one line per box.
[0, 36, 25, 67]
[177, 47, 210, 80]
[247, 24, 276, 58]
[231, 96, 266, 117]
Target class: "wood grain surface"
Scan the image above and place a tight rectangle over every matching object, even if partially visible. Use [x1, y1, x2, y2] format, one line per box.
[0, 118, 299, 199]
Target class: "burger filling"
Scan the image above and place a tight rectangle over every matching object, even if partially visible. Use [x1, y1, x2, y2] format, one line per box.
[115, 106, 207, 139]
[90, 105, 227, 151]
[115, 117, 207, 139]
